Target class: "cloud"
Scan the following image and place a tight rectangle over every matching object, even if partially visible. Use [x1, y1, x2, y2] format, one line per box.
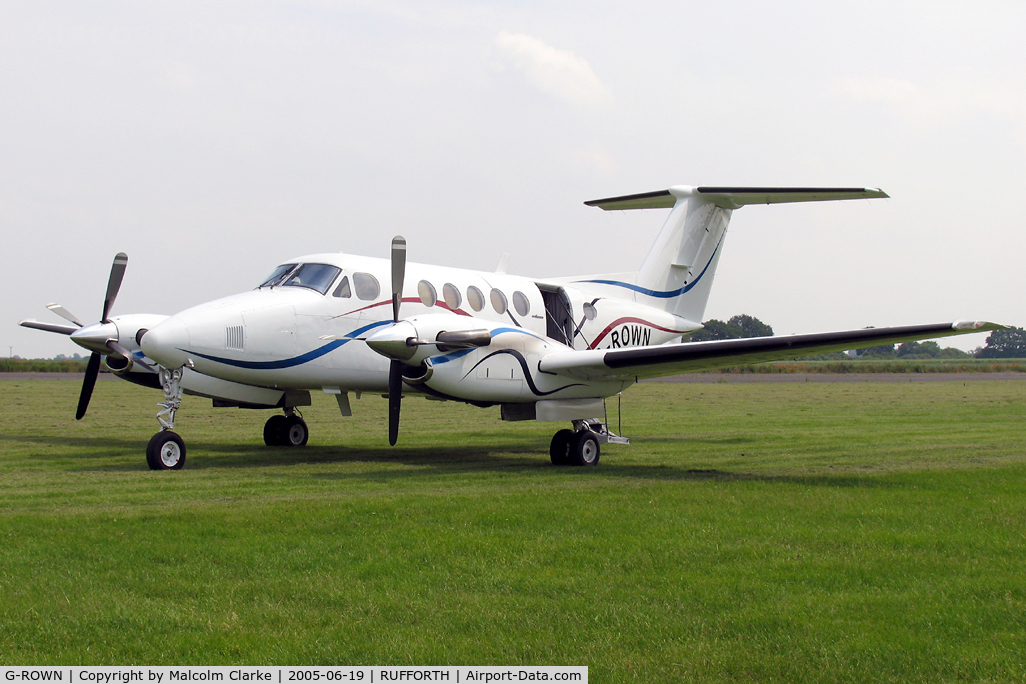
[574, 143, 617, 175]
[494, 31, 609, 106]
[834, 76, 1026, 143]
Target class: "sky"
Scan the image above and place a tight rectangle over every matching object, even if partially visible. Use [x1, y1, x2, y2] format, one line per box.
[3, 0, 1024, 358]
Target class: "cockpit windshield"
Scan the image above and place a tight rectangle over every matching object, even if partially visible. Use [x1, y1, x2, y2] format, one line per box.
[258, 263, 297, 289]
[281, 263, 342, 295]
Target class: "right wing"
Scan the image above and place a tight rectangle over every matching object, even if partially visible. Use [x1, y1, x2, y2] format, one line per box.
[538, 321, 1001, 381]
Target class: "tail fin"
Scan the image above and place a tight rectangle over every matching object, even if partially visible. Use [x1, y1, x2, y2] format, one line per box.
[585, 186, 888, 323]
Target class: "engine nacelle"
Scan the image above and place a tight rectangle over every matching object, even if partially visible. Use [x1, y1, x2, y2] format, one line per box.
[421, 324, 628, 404]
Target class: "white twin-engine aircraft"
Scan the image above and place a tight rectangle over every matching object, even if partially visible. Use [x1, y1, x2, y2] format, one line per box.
[22, 186, 1000, 470]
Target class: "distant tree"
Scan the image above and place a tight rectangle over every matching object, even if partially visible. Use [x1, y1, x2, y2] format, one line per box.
[728, 314, 774, 338]
[690, 315, 774, 342]
[896, 340, 943, 359]
[975, 326, 1026, 358]
[690, 319, 735, 341]
[858, 344, 896, 359]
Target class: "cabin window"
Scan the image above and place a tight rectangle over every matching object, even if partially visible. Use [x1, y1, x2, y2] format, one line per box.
[513, 291, 530, 317]
[442, 283, 461, 309]
[353, 272, 380, 301]
[467, 285, 485, 312]
[490, 288, 507, 315]
[418, 280, 437, 307]
[332, 276, 352, 298]
[282, 263, 342, 295]
[258, 263, 297, 288]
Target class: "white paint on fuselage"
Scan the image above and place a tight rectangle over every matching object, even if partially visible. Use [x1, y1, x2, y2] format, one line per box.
[143, 252, 699, 398]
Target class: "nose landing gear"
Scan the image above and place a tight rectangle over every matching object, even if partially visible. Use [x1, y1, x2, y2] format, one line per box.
[147, 366, 186, 470]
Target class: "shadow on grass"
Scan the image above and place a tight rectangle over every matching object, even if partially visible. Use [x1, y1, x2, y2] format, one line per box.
[2, 432, 894, 489]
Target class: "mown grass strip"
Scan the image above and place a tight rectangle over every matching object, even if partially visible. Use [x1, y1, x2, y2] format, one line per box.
[1, 379, 1024, 681]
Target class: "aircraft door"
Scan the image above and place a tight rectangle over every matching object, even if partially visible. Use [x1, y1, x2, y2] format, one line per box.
[536, 285, 574, 347]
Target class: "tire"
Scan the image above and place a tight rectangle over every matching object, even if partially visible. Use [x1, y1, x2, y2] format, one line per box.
[277, 415, 309, 447]
[570, 431, 600, 467]
[263, 415, 286, 446]
[549, 429, 574, 465]
[146, 431, 187, 470]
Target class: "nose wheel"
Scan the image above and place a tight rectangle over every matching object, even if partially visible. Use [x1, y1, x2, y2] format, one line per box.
[147, 431, 186, 470]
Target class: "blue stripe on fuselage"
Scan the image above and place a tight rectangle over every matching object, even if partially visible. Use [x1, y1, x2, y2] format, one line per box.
[180, 320, 391, 370]
[573, 234, 723, 298]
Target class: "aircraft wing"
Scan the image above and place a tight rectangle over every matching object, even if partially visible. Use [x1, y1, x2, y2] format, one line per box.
[584, 186, 889, 211]
[538, 321, 1002, 381]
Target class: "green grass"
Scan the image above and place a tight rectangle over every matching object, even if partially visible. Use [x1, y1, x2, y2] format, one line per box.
[1, 378, 1025, 681]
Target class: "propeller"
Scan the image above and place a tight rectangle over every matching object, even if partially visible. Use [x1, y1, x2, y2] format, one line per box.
[387, 236, 407, 446]
[358, 236, 492, 445]
[75, 252, 130, 419]
[20, 252, 137, 420]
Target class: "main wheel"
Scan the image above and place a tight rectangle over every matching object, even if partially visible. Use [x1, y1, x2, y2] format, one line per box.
[146, 431, 186, 470]
[569, 431, 600, 466]
[277, 415, 309, 447]
[263, 414, 286, 446]
[549, 429, 574, 465]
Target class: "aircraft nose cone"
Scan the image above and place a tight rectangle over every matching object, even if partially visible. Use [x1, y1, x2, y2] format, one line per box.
[366, 321, 419, 361]
[70, 321, 119, 355]
[140, 317, 191, 368]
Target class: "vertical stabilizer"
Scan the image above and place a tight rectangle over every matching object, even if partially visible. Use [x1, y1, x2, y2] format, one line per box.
[583, 185, 888, 324]
[635, 193, 731, 323]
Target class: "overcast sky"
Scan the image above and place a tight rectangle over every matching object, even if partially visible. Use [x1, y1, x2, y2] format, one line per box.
[3, 0, 1023, 358]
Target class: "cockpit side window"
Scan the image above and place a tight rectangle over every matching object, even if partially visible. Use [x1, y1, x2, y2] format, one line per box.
[333, 276, 352, 298]
[258, 263, 298, 288]
[282, 263, 342, 295]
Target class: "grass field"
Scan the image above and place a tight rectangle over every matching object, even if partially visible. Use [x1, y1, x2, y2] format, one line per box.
[1, 377, 1025, 681]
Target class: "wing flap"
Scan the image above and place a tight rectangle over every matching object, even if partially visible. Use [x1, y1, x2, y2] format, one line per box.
[539, 321, 1002, 380]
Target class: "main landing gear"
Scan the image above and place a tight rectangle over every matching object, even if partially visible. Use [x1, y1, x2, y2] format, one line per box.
[549, 419, 629, 467]
[263, 409, 309, 447]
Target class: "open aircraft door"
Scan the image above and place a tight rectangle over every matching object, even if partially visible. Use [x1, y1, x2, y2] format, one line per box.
[536, 284, 575, 348]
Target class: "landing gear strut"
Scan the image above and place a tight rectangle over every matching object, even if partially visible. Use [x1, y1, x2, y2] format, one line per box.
[147, 366, 186, 470]
[263, 409, 309, 447]
[549, 419, 628, 467]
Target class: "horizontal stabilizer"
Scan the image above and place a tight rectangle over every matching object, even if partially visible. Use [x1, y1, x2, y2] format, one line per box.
[585, 186, 889, 211]
[539, 321, 1002, 381]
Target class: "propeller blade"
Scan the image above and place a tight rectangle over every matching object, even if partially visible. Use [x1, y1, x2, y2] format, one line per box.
[20, 320, 79, 335]
[46, 303, 84, 327]
[102, 252, 128, 323]
[105, 339, 155, 372]
[76, 352, 102, 420]
[388, 359, 402, 446]
[390, 236, 406, 323]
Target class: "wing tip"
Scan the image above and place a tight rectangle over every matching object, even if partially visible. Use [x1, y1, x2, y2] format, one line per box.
[953, 320, 1004, 332]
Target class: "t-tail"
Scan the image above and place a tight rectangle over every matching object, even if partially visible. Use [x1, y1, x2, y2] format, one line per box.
[584, 186, 889, 324]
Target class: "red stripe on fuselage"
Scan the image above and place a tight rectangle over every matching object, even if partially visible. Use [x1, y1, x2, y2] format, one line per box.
[588, 317, 688, 349]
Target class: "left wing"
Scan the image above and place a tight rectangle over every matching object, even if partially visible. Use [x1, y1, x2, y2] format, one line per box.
[538, 321, 1002, 381]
